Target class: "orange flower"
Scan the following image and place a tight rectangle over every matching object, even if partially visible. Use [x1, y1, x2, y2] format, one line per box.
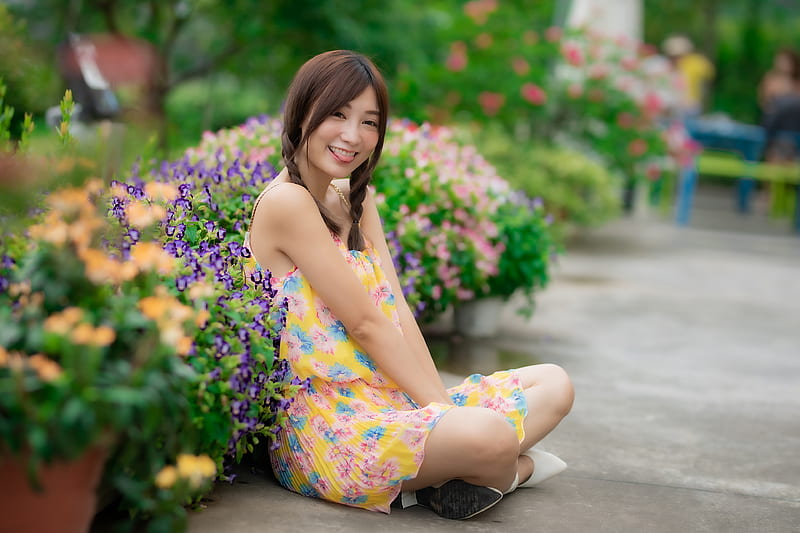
[144, 182, 179, 202]
[126, 200, 166, 229]
[44, 307, 85, 335]
[69, 323, 116, 347]
[27, 354, 63, 381]
[29, 216, 69, 246]
[176, 336, 193, 356]
[130, 242, 175, 275]
[79, 248, 118, 284]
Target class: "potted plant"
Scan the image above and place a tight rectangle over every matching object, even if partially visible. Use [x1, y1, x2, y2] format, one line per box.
[0, 89, 222, 532]
[0, 175, 210, 532]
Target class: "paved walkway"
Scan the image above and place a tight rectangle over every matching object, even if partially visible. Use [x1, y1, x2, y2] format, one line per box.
[188, 201, 800, 532]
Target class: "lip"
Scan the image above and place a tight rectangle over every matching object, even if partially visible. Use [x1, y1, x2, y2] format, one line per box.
[328, 146, 357, 164]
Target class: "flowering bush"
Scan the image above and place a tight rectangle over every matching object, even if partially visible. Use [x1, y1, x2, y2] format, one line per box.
[110, 128, 303, 466]
[376, 120, 517, 318]
[394, 4, 699, 190]
[187, 117, 553, 319]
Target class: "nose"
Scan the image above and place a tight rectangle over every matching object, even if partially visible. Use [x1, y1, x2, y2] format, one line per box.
[340, 119, 360, 145]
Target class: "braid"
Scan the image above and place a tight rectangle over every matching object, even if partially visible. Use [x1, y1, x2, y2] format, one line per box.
[281, 130, 341, 236]
[347, 164, 371, 251]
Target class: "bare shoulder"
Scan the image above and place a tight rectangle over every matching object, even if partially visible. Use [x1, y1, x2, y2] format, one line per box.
[254, 182, 318, 222]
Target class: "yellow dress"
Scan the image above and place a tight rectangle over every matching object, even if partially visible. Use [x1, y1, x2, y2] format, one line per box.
[268, 233, 528, 513]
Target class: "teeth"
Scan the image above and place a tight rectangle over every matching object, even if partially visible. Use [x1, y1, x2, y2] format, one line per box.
[330, 146, 356, 157]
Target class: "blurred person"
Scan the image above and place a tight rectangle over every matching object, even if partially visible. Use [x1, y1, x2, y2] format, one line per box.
[246, 50, 573, 519]
[757, 47, 800, 116]
[662, 34, 715, 117]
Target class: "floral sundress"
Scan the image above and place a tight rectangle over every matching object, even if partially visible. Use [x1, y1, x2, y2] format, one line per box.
[268, 233, 528, 513]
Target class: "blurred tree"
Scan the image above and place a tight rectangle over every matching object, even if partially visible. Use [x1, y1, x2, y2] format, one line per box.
[0, 4, 57, 139]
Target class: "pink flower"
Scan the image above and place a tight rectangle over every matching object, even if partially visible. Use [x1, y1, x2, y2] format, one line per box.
[511, 56, 530, 76]
[628, 138, 648, 157]
[475, 32, 493, 49]
[463, 0, 498, 25]
[561, 43, 583, 66]
[567, 83, 583, 99]
[446, 41, 468, 72]
[544, 26, 562, 42]
[642, 91, 664, 117]
[478, 92, 505, 116]
[432, 285, 442, 299]
[521, 83, 547, 105]
[588, 88, 605, 102]
[645, 163, 661, 180]
[617, 112, 635, 129]
[523, 30, 538, 45]
[621, 56, 639, 71]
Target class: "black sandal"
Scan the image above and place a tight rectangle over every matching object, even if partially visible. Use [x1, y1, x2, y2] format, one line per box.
[415, 479, 503, 520]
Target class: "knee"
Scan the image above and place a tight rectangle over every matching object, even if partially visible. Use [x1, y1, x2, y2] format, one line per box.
[542, 363, 575, 417]
[461, 410, 519, 467]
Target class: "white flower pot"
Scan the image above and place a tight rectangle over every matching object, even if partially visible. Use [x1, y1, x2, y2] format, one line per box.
[453, 297, 506, 337]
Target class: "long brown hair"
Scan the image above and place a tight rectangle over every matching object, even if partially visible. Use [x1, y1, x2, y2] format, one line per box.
[281, 50, 389, 251]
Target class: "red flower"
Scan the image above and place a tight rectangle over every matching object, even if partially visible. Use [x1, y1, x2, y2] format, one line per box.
[521, 83, 546, 105]
[478, 92, 505, 116]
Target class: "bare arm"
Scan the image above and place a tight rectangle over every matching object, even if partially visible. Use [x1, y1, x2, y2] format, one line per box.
[360, 187, 451, 401]
[251, 183, 451, 406]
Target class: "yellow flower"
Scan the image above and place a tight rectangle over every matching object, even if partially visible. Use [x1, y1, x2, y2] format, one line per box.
[144, 182, 179, 202]
[126, 200, 166, 229]
[176, 454, 216, 488]
[154, 465, 178, 489]
[130, 242, 175, 275]
[27, 354, 63, 382]
[67, 214, 105, 250]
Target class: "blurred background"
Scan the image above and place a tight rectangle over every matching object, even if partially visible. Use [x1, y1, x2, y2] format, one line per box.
[3, 0, 798, 152]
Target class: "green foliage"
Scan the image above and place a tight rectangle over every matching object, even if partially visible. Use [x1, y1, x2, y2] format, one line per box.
[0, 4, 57, 138]
[476, 127, 622, 236]
[487, 198, 552, 316]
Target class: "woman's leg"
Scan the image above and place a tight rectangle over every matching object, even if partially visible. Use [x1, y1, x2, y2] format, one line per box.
[516, 363, 574, 452]
[400, 406, 520, 493]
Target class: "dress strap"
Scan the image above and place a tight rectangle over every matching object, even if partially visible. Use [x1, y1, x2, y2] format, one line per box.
[246, 182, 285, 248]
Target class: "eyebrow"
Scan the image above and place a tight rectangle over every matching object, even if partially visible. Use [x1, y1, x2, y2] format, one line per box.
[342, 103, 380, 116]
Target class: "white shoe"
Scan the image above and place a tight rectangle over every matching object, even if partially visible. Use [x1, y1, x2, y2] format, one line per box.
[518, 448, 567, 488]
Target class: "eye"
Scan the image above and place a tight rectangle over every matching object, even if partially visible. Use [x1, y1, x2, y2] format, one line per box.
[363, 119, 379, 128]
[332, 111, 346, 119]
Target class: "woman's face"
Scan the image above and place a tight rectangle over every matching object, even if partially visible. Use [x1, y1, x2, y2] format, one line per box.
[297, 87, 381, 183]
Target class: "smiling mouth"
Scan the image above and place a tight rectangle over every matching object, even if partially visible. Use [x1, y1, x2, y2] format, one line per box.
[329, 146, 357, 163]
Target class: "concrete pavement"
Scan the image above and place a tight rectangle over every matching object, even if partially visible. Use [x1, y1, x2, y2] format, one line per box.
[187, 196, 800, 533]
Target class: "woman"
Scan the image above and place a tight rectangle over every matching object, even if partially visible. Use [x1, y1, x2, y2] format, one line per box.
[247, 50, 574, 520]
